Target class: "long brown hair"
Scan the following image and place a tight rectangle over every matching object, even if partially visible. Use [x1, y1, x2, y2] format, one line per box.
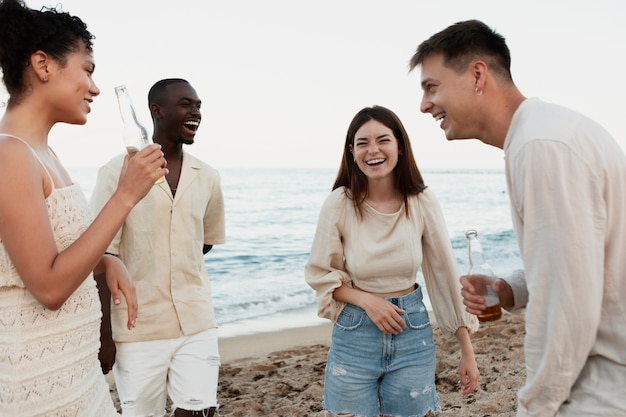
[333, 105, 427, 217]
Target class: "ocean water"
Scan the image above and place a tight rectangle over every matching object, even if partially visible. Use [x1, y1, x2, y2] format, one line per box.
[70, 167, 523, 334]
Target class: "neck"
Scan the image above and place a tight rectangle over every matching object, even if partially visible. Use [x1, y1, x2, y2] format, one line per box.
[366, 183, 401, 205]
[364, 185, 403, 214]
[366, 176, 397, 198]
[153, 137, 183, 163]
[482, 88, 526, 149]
[0, 106, 52, 148]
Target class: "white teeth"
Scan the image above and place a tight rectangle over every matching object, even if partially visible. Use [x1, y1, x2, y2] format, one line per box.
[434, 113, 445, 121]
[367, 159, 385, 165]
[184, 121, 199, 126]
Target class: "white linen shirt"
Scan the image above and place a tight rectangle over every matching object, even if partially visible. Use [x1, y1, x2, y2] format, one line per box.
[91, 151, 225, 342]
[504, 98, 626, 416]
[305, 187, 478, 339]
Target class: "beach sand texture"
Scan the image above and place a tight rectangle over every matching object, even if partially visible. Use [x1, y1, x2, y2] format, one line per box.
[107, 311, 525, 416]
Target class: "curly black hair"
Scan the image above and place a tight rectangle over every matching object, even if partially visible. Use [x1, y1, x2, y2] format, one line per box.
[0, 0, 94, 100]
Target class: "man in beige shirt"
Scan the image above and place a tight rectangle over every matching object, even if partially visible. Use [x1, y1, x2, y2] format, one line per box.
[411, 20, 626, 416]
[92, 79, 225, 417]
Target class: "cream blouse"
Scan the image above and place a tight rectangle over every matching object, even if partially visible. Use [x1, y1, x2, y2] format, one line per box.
[305, 186, 478, 338]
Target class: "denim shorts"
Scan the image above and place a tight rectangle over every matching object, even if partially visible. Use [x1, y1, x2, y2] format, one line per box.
[323, 285, 439, 417]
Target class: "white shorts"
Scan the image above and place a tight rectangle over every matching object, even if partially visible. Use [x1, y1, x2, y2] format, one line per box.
[113, 329, 220, 416]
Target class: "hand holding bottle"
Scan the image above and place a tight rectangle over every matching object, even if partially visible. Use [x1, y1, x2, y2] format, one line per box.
[464, 229, 502, 322]
[114, 85, 164, 184]
[115, 144, 168, 206]
[460, 275, 513, 315]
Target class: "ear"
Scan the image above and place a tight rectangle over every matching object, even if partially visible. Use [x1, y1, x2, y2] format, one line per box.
[150, 103, 163, 119]
[30, 50, 50, 82]
[471, 60, 488, 92]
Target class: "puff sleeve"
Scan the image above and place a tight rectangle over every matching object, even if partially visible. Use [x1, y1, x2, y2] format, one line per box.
[305, 189, 352, 322]
[417, 189, 479, 338]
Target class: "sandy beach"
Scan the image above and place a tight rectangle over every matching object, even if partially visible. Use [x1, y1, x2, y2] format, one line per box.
[107, 309, 525, 416]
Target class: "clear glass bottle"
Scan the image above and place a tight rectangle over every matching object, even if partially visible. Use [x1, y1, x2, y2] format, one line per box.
[466, 229, 502, 322]
[114, 85, 151, 154]
[114, 85, 164, 184]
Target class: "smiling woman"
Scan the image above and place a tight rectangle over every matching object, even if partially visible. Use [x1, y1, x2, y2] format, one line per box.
[0, 1, 166, 416]
[351, 119, 401, 200]
[305, 105, 479, 417]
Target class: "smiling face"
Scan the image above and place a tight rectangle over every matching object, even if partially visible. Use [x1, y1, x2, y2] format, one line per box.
[350, 119, 399, 183]
[154, 82, 202, 145]
[45, 42, 100, 125]
[419, 53, 479, 141]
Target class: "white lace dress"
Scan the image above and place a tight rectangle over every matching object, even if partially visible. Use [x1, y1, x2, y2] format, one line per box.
[0, 184, 119, 416]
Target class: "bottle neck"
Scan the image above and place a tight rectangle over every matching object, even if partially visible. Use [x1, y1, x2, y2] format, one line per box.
[114, 86, 149, 148]
[467, 236, 484, 262]
[469, 249, 487, 267]
[116, 89, 140, 125]
[467, 236, 494, 275]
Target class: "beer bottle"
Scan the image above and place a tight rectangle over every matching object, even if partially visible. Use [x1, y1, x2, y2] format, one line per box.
[466, 229, 502, 322]
[114, 85, 150, 155]
[114, 85, 164, 184]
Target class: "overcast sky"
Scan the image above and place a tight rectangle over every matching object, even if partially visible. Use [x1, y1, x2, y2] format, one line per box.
[3, 0, 625, 170]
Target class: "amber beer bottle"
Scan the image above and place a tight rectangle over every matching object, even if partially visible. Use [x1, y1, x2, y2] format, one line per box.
[114, 85, 164, 184]
[466, 229, 502, 322]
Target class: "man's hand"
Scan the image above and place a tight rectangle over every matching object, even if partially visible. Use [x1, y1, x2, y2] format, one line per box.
[460, 275, 514, 314]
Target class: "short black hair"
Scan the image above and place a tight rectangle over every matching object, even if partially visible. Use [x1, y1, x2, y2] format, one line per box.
[148, 78, 190, 107]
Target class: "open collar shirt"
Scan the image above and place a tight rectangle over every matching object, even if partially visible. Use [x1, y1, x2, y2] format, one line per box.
[504, 98, 626, 416]
[91, 151, 225, 342]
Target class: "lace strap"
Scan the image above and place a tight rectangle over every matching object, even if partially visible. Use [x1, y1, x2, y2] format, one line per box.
[0, 133, 56, 189]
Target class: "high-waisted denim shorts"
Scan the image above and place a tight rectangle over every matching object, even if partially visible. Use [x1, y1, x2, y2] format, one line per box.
[323, 285, 439, 417]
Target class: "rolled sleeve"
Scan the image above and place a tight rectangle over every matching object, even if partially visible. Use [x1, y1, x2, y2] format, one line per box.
[504, 269, 527, 311]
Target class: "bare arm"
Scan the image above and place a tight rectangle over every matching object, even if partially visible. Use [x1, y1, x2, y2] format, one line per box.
[93, 254, 138, 329]
[455, 326, 479, 396]
[95, 269, 114, 373]
[94, 254, 137, 373]
[0, 140, 166, 309]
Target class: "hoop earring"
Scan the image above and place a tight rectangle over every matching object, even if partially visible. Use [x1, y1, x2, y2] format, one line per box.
[475, 87, 483, 96]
